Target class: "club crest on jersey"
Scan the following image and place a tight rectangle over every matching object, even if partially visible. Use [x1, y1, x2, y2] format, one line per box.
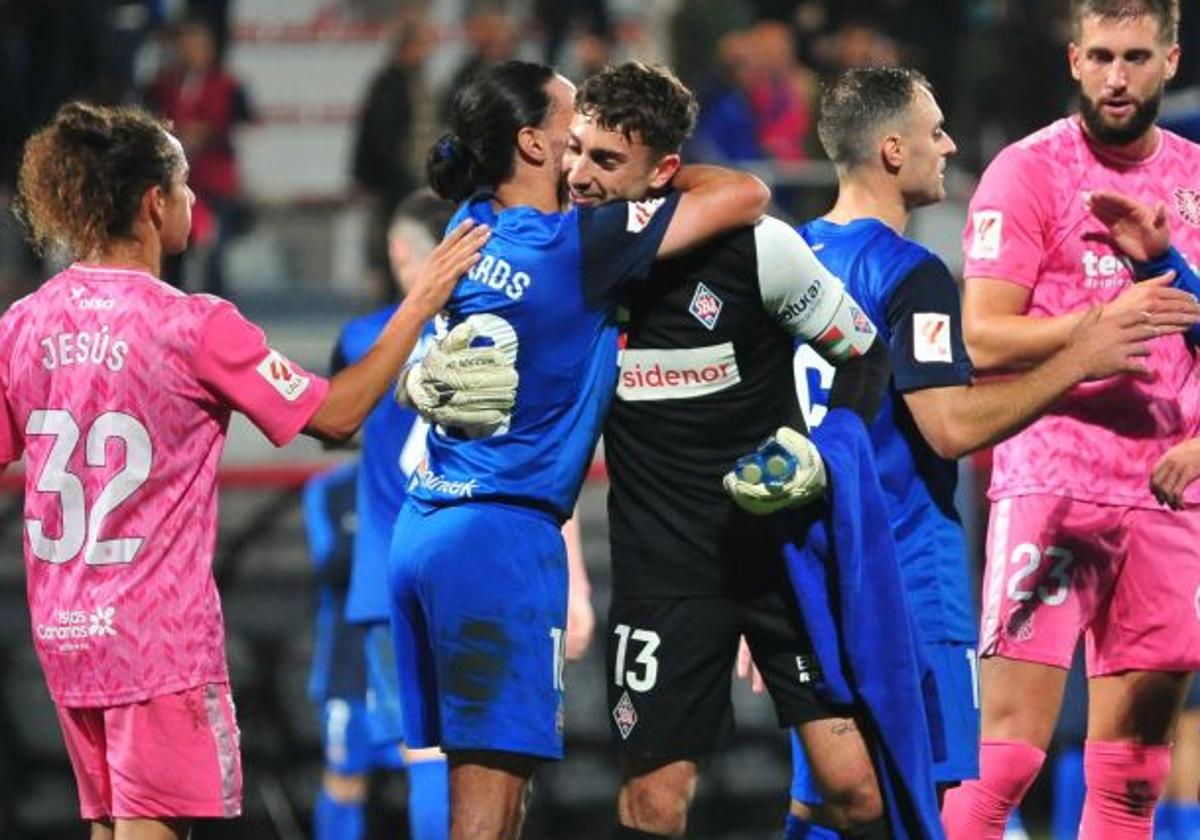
[256, 349, 311, 402]
[1175, 188, 1200, 227]
[688, 282, 723, 330]
[612, 690, 638, 739]
[626, 196, 666, 233]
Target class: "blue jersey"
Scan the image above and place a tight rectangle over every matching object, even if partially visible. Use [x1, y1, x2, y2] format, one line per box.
[332, 308, 432, 624]
[303, 462, 367, 702]
[408, 192, 680, 520]
[796, 218, 976, 643]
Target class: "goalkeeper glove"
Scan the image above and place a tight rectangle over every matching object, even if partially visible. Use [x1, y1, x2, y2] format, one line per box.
[723, 426, 827, 515]
[395, 321, 518, 430]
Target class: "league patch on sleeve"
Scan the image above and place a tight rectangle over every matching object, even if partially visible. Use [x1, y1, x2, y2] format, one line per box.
[913, 313, 953, 363]
[626, 197, 667, 233]
[256, 349, 311, 401]
[969, 210, 1004, 260]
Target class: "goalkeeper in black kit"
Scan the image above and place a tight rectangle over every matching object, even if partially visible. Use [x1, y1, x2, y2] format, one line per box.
[403, 62, 902, 840]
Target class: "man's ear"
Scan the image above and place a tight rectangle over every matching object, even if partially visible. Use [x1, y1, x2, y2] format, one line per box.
[144, 184, 165, 231]
[517, 125, 548, 165]
[881, 133, 904, 173]
[648, 152, 682, 190]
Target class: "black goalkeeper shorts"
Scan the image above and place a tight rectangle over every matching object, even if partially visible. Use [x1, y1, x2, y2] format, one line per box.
[605, 584, 850, 761]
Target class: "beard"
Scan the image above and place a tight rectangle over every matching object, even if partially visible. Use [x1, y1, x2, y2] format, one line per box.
[1079, 85, 1164, 147]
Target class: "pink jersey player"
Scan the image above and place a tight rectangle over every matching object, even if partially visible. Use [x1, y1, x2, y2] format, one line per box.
[964, 116, 1200, 511]
[4, 102, 484, 838]
[0, 264, 329, 708]
[943, 5, 1200, 840]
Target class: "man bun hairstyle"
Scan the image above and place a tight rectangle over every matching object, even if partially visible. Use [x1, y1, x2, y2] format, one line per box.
[427, 60, 556, 202]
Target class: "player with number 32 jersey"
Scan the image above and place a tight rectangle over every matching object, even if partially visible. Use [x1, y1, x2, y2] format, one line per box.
[0, 266, 328, 708]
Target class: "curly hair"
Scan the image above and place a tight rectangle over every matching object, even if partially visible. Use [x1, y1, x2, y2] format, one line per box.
[575, 62, 698, 156]
[1071, 0, 1180, 45]
[15, 102, 180, 259]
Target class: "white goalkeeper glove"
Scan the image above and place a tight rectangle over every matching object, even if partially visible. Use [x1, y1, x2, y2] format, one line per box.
[723, 426, 827, 515]
[395, 322, 518, 430]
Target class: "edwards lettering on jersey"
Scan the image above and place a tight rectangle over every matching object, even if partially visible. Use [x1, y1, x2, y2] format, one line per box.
[466, 254, 533, 301]
[616, 344, 741, 401]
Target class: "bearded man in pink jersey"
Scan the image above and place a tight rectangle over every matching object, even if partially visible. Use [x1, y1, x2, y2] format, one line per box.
[0, 102, 488, 840]
[941, 2, 1200, 839]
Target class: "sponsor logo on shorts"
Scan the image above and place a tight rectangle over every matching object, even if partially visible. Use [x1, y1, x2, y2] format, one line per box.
[36, 605, 117, 652]
[913, 313, 953, 363]
[612, 690, 638, 739]
[626, 197, 666, 233]
[256, 349, 311, 402]
[410, 464, 478, 499]
[617, 344, 740, 401]
[688, 282, 723, 330]
[1193, 585, 1200, 621]
[1176, 188, 1200, 227]
[795, 654, 822, 685]
[1007, 609, 1035, 642]
[970, 210, 1003, 260]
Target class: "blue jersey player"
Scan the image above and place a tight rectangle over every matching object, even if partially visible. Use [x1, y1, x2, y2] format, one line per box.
[784, 68, 1155, 839]
[303, 461, 405, 840]
[388, 61, 769, 838]
[334, 189, 457, 840]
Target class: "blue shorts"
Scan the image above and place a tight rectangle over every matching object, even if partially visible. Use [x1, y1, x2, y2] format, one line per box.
[389, 499, 568, 759]
[364, 621, 405, 748]
[321, 698, 376, 775]
[790, 641, 980, 801]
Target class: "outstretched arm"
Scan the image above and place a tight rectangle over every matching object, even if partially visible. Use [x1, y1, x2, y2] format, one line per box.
[305, 220, 489, 441]
[656, 164, 770, 259]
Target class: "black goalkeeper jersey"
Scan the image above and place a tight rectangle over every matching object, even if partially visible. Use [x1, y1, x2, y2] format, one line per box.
[605, 216, 879, 597]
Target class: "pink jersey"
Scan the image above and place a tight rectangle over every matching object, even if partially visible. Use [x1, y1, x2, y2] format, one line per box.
[963, 118, 1200, 508]
[0, 264, 329, 706]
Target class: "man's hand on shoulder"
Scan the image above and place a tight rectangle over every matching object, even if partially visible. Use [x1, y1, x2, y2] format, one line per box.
[723, 427, 827, 515]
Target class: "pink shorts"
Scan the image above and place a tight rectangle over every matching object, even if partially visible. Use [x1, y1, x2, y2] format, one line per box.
[980, 496, 1200, 676]
[57, 682, 242, 821]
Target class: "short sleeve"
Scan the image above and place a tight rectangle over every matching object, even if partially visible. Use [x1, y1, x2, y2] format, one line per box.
[0, 382, 21, 465]
[962, 144, 1048, 288]
[885, 259, 974, 392]
[577, 191, 682, 306]
[193, 303, 330, 446]
[0, 322, 22, 464]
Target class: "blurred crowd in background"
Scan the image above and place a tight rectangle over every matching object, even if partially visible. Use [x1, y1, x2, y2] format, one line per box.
[1, 0, 1198, 309]
[0, 2, 1198, 837]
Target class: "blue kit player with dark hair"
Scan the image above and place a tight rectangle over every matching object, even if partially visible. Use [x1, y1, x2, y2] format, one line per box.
[333, 187, 511, 840]
[783, 67, 1159, 839]
[388, 59, 770, 839]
